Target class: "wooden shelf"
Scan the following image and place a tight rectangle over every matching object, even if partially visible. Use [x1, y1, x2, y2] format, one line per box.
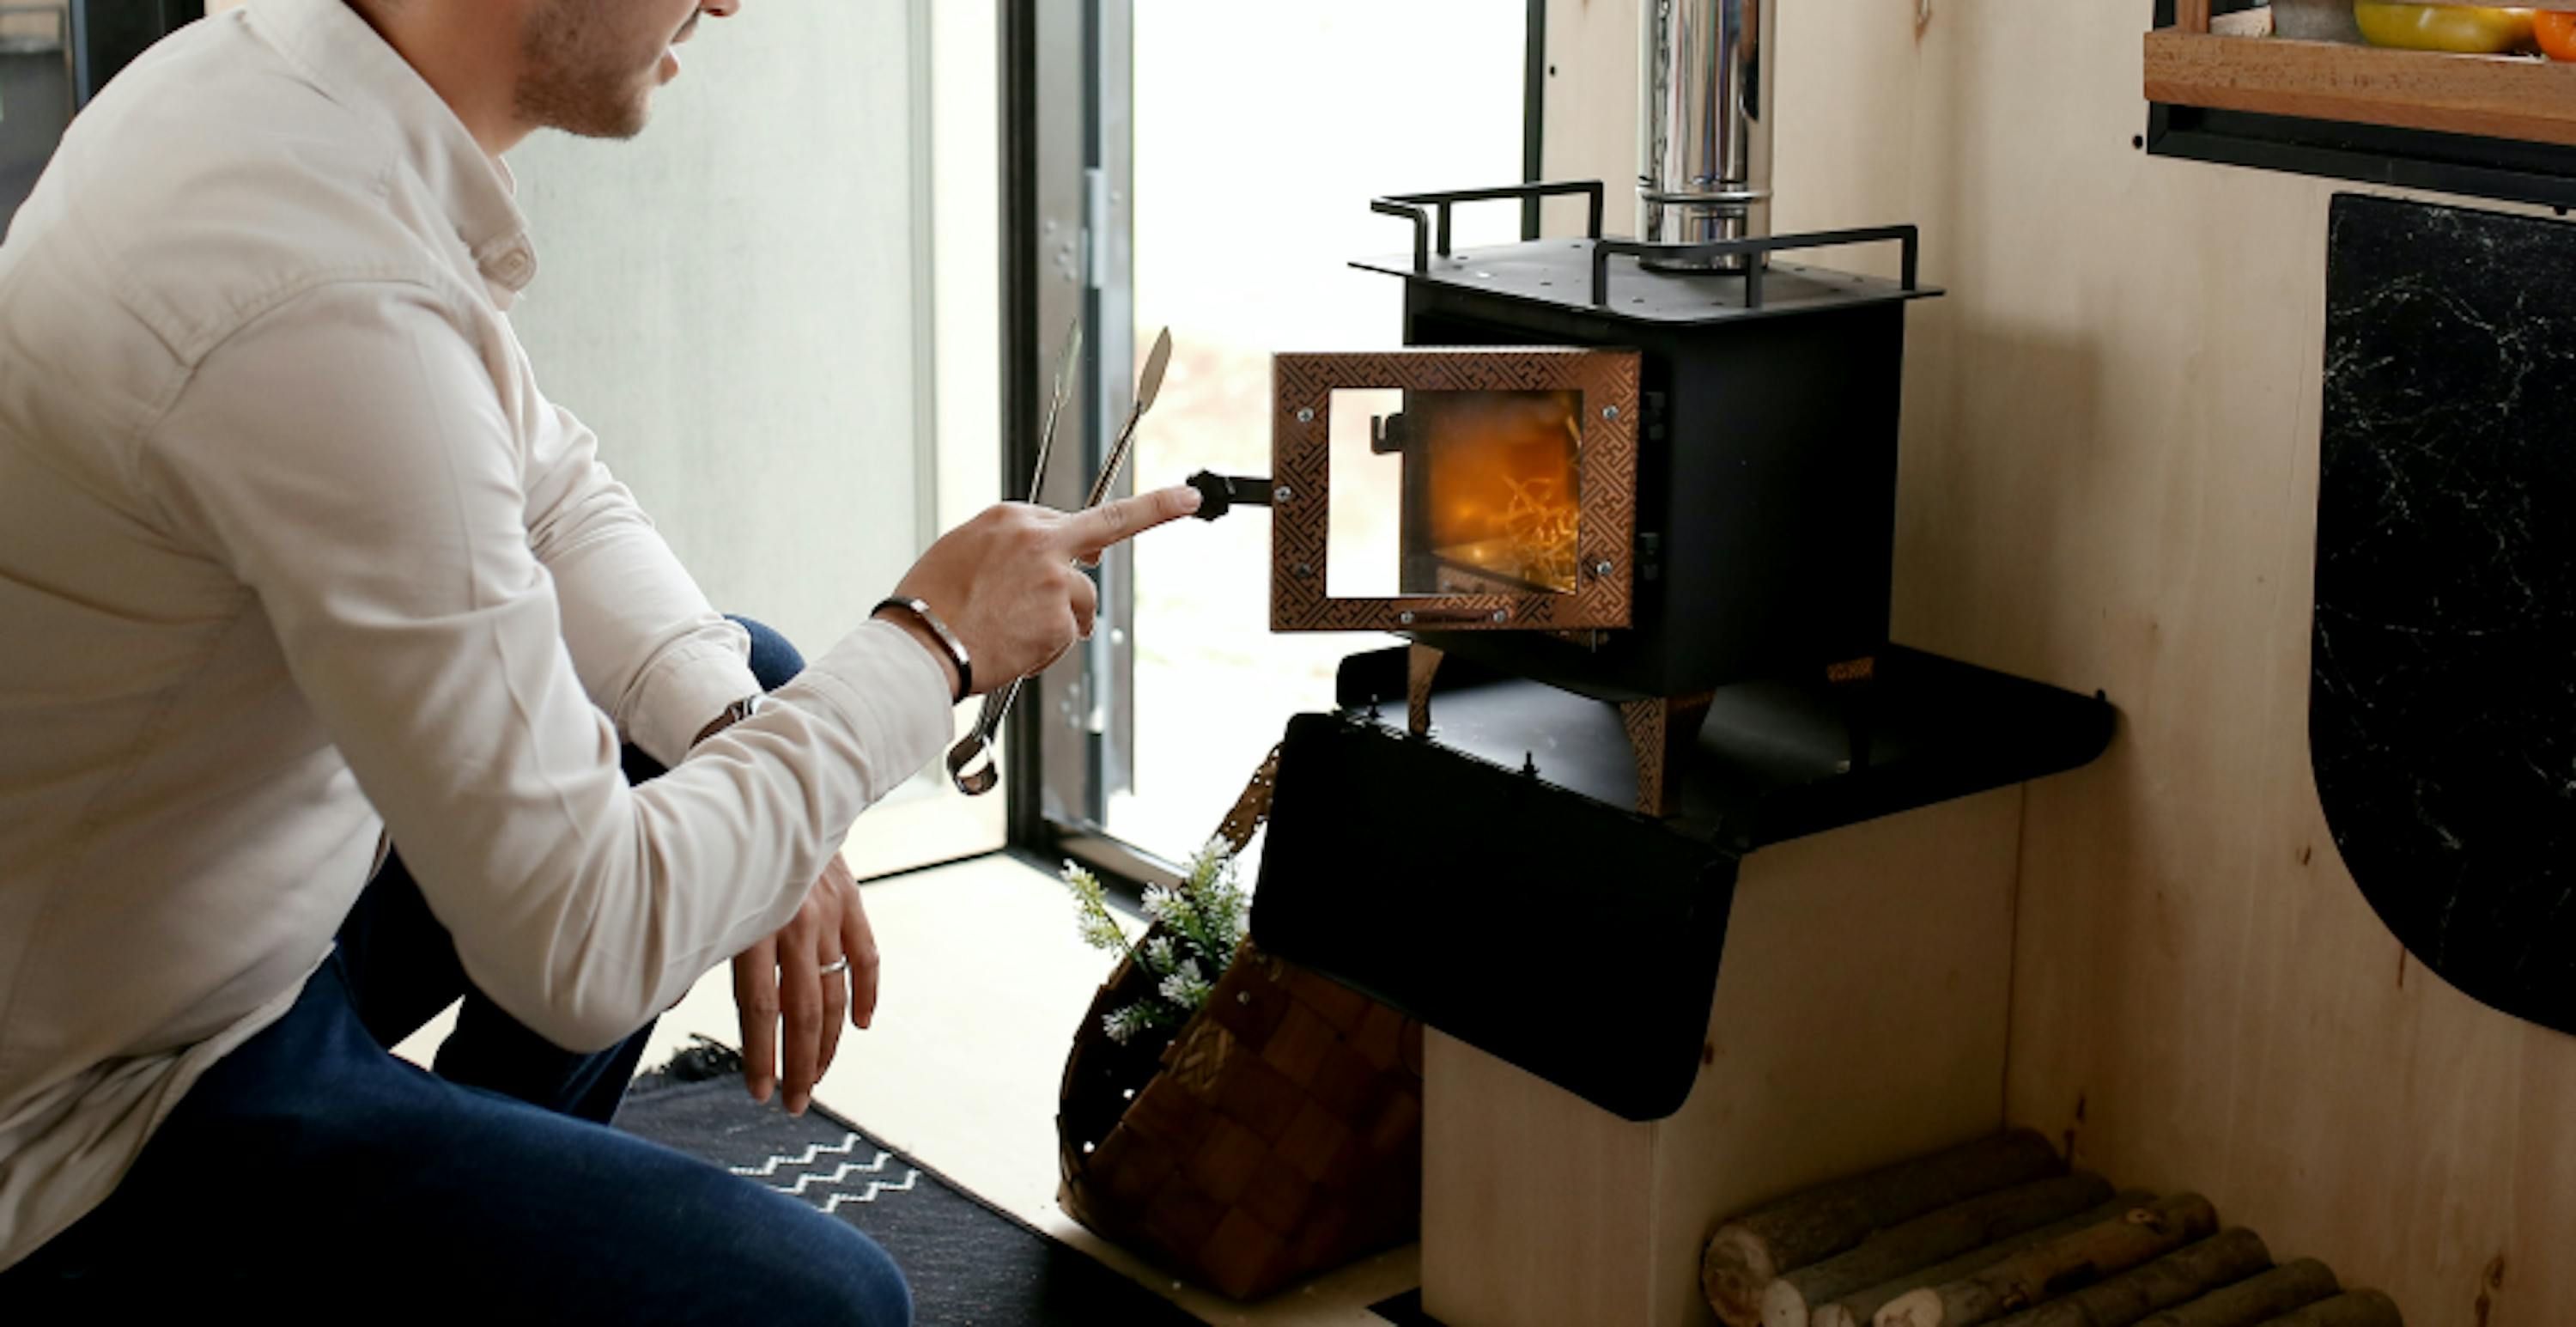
[2145, 28, 2576, 149]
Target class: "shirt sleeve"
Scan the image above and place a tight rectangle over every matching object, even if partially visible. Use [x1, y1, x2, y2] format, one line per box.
[514, 366, 760, 769]
[137, 279, 953, 1051]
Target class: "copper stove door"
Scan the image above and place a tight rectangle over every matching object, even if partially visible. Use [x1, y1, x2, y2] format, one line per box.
[1270, 349, 1638, 633]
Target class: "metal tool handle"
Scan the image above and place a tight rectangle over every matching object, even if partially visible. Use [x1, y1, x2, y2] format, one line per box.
[944, 327, 1170, 798]
[943, 320, 1081, 797]
[945, 677, 1024, 796]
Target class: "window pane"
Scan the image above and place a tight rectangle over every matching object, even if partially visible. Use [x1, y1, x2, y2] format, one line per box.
[1324, 387, 1406, 600]
[507, 1, 929, 664]
[505, 1, 1003, 874]
[0, 3, 73, 235]
[1117, 2, 1527, 862]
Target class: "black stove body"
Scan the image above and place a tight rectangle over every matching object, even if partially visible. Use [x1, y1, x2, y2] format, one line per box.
[1357, 184, 1938, 702]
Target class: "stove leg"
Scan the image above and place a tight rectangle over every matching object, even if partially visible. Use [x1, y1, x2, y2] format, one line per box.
[1408, 644, 1443, 738]
[1828, 655, 1879, 774]
[1618, 691, 1716, 818]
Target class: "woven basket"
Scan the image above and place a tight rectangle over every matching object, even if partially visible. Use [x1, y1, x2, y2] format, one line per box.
[1055, 748, 1425, 1300]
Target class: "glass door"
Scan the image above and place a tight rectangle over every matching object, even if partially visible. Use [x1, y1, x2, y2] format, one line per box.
[0, 3, 71, 235]
[1019, 0, 1538, 874]
[4, 0, 198, 235]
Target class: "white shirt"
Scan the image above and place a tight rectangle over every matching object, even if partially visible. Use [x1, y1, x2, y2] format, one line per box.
[0, 0, 951, 1267]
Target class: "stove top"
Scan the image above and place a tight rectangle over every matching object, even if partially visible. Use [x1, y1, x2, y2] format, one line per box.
[1354, 235, 1941, 327]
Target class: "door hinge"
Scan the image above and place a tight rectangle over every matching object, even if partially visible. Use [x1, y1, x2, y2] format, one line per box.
[1083, 166, 1109, 291]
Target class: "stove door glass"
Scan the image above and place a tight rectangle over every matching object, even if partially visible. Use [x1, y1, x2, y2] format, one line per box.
[1324, 387, 1584, 599]
[1412, 387, 1585, 596]
[1273, 348, 1637, 634]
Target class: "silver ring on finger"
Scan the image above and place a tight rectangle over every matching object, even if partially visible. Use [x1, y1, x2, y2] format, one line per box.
[818, 957, 850, 977]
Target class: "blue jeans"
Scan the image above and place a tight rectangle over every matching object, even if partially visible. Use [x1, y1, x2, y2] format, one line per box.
[2, 619, 911, 1324]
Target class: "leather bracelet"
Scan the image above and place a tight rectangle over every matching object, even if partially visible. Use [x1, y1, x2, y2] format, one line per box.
[871, 596, 972, 703]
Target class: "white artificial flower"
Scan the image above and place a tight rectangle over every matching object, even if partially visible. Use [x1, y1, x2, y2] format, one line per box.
[1157, 958, 1212, 1010]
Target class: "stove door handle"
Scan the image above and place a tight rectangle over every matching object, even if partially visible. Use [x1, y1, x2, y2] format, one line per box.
[1186, 470, 1273, 521]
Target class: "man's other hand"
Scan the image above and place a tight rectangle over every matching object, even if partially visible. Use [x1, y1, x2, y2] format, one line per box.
[882, 484, 1201, 692]
[732, 852, 878, 1115]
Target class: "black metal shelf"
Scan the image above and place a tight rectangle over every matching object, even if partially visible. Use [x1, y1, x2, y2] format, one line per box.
[1334, 643, 2112, 852]
[1246, 647, 2114, 1121]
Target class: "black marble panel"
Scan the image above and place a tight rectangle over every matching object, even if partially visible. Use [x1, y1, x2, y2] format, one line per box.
[2314, 194, 2576, 1034]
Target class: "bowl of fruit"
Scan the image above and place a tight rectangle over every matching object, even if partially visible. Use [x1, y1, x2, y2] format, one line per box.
[2348, 3, 2567, 55]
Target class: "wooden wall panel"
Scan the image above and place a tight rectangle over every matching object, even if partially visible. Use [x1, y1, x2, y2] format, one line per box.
[1542, 3, 2576, 1322]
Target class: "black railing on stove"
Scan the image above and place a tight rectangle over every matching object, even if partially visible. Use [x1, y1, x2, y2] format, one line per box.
[1589, 225, 1922, 311]
[1369, 180, 1923, 315]
[1370, 180, 1607, 272]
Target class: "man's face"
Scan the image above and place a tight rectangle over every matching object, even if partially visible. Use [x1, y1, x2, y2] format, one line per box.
[513, 0, 710, 141]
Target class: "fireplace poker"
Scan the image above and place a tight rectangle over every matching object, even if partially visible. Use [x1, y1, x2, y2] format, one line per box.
[946, 326, 1173, 796]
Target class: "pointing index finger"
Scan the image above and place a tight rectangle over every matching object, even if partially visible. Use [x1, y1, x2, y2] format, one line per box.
[1054, 484, 1203, 554]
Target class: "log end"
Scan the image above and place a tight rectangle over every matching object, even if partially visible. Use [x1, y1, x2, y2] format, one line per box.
[1760, 1276, 1814, 1327]
[1874, 1287, 1946, 1327]
[1704, 1226, 1782, 1327]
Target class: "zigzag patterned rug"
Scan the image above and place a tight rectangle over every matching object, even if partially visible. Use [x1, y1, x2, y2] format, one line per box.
[617, 1041, 1203, 1326]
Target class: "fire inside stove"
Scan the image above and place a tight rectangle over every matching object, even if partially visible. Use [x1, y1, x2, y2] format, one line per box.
[1327, 388, 1584, 599]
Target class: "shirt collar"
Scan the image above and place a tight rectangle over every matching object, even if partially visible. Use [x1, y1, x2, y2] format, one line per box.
[242, 0, 539, 294]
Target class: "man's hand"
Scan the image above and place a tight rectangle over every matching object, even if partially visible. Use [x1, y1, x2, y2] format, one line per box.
[732, 852, 878, 1115]
[879, 484, 1201, 693]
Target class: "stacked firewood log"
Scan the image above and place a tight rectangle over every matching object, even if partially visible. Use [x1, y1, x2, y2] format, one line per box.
[1701, 1130, 2403, 1327]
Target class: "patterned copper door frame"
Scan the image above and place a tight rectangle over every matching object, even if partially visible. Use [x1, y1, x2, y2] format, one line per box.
[1271, 349, 1640, 634]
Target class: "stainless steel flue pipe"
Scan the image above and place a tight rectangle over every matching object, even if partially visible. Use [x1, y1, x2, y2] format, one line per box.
[1640, 0, 1773, 270]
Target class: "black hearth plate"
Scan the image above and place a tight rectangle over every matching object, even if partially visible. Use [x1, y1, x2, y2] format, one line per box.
[1330, 643, 2114, 852]
[2312, 193, 2576, 1037]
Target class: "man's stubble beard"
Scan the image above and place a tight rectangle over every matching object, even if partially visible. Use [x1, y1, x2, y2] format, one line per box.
[513, 0, 653, 141]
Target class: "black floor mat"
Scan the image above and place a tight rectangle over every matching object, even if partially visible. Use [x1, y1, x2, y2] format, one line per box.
[617, 1042, 1203, 1327]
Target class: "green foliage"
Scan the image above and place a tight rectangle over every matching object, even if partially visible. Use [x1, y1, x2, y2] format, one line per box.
[1061, 861, 1131, 957]
[1061, 837, 1249, 1044]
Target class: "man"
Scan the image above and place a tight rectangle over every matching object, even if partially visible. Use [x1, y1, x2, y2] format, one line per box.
[0, 0, 1198, 1317]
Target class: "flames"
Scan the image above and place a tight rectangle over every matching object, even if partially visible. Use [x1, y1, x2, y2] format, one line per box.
[1421, 391, 1583, 593]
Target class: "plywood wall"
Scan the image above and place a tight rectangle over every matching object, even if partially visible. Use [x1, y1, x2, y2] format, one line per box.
[1547, 3, 2574, 1323]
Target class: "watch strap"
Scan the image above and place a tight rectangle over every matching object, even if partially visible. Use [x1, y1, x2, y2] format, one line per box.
[690, 693, 763, 749]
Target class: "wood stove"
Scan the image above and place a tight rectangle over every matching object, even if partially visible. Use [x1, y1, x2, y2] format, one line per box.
[1218, 9, 2120, 1318]
[1173, 0, 1961, 816]
[1189, 186, 1938, 814]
